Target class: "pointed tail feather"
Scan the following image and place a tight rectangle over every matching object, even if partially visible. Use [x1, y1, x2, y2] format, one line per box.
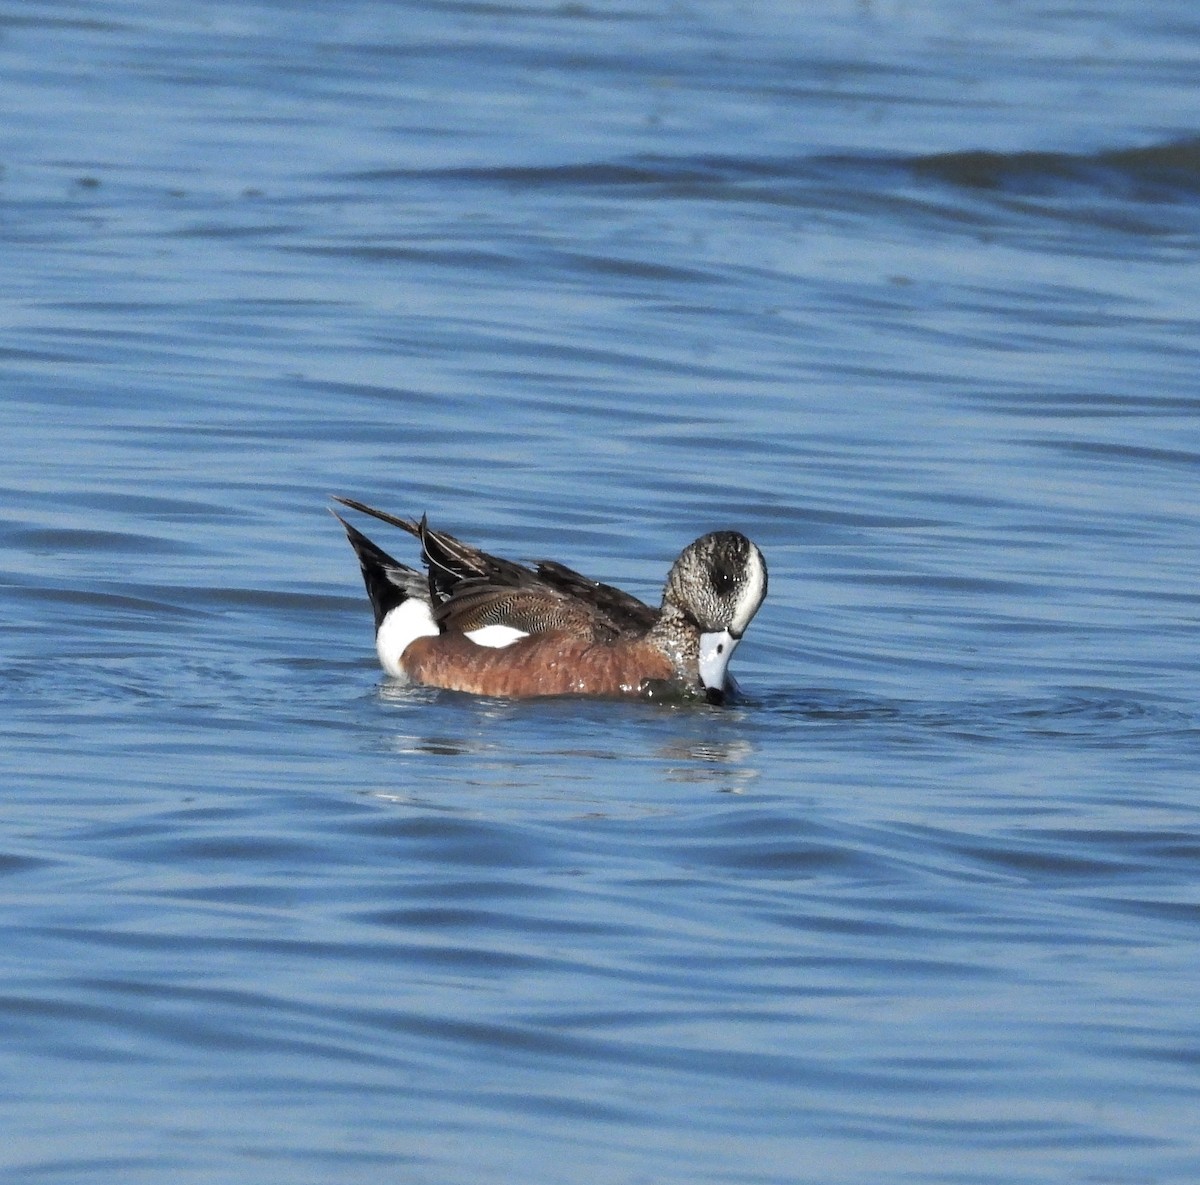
[331, 509, 425, 630]
[330, 495, 423, 538]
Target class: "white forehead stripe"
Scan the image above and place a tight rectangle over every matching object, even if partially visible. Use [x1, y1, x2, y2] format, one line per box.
[730, 543, 766, 636]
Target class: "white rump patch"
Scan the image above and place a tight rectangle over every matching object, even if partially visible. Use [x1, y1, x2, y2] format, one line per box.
[376, 599, 439, 679]
[464, 624, 529, 649]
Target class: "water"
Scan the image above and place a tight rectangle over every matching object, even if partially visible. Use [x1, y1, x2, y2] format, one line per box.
[3, 1, 1199, 1182]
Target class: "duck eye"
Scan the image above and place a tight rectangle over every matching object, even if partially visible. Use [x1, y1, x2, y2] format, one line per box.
[710, 567, 737, 596]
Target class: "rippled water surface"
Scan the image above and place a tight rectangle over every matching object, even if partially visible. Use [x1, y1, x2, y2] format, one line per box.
[3, 2, 1200, 1182]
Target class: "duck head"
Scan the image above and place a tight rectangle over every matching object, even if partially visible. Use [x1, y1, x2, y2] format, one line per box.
[663, 531, 767, 703]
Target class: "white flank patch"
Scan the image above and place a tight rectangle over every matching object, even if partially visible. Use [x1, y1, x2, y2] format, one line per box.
[375, 599, 439, 679]
[464, 624, 529, 649]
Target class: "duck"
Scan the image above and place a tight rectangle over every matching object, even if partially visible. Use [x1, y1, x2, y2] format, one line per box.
[331, 496, 766, 703]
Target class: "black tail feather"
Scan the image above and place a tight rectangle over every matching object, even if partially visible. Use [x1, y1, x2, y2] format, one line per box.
[331, 510, 423, 630]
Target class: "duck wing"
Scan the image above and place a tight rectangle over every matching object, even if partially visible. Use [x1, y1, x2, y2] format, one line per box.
[534, 560, 658, 634]
[333, 497, 648, 641]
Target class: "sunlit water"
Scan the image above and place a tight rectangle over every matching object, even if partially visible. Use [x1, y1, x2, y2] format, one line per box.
[2, 2, 1199, 1182]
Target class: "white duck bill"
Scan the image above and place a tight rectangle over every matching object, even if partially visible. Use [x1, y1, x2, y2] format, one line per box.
[698, 629, 739, 691]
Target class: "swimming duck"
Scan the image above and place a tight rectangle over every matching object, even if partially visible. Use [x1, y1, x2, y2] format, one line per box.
[332, 496, 766, 703]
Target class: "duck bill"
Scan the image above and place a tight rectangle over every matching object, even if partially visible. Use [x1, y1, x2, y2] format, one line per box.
[699, 629, 738, 702]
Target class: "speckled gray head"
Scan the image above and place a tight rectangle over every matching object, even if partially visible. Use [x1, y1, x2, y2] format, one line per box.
[664, 531, 768, 701]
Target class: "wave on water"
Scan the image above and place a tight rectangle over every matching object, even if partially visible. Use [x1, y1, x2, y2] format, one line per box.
[348, 136, 1200, 205]
[758, 688, 1199, 748]
[904, 137, 1200, 202]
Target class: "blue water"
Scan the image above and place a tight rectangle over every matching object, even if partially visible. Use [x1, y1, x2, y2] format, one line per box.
[3, 2, 1200, 1182]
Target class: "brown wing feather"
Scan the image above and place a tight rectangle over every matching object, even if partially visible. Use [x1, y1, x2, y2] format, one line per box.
[435, 583, 614, 640]
[417, 517, 535, 603]
[534, 560, 658, 634]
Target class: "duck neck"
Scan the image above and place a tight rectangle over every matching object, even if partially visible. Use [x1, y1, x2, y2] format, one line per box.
[649, 602, 700, 681]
